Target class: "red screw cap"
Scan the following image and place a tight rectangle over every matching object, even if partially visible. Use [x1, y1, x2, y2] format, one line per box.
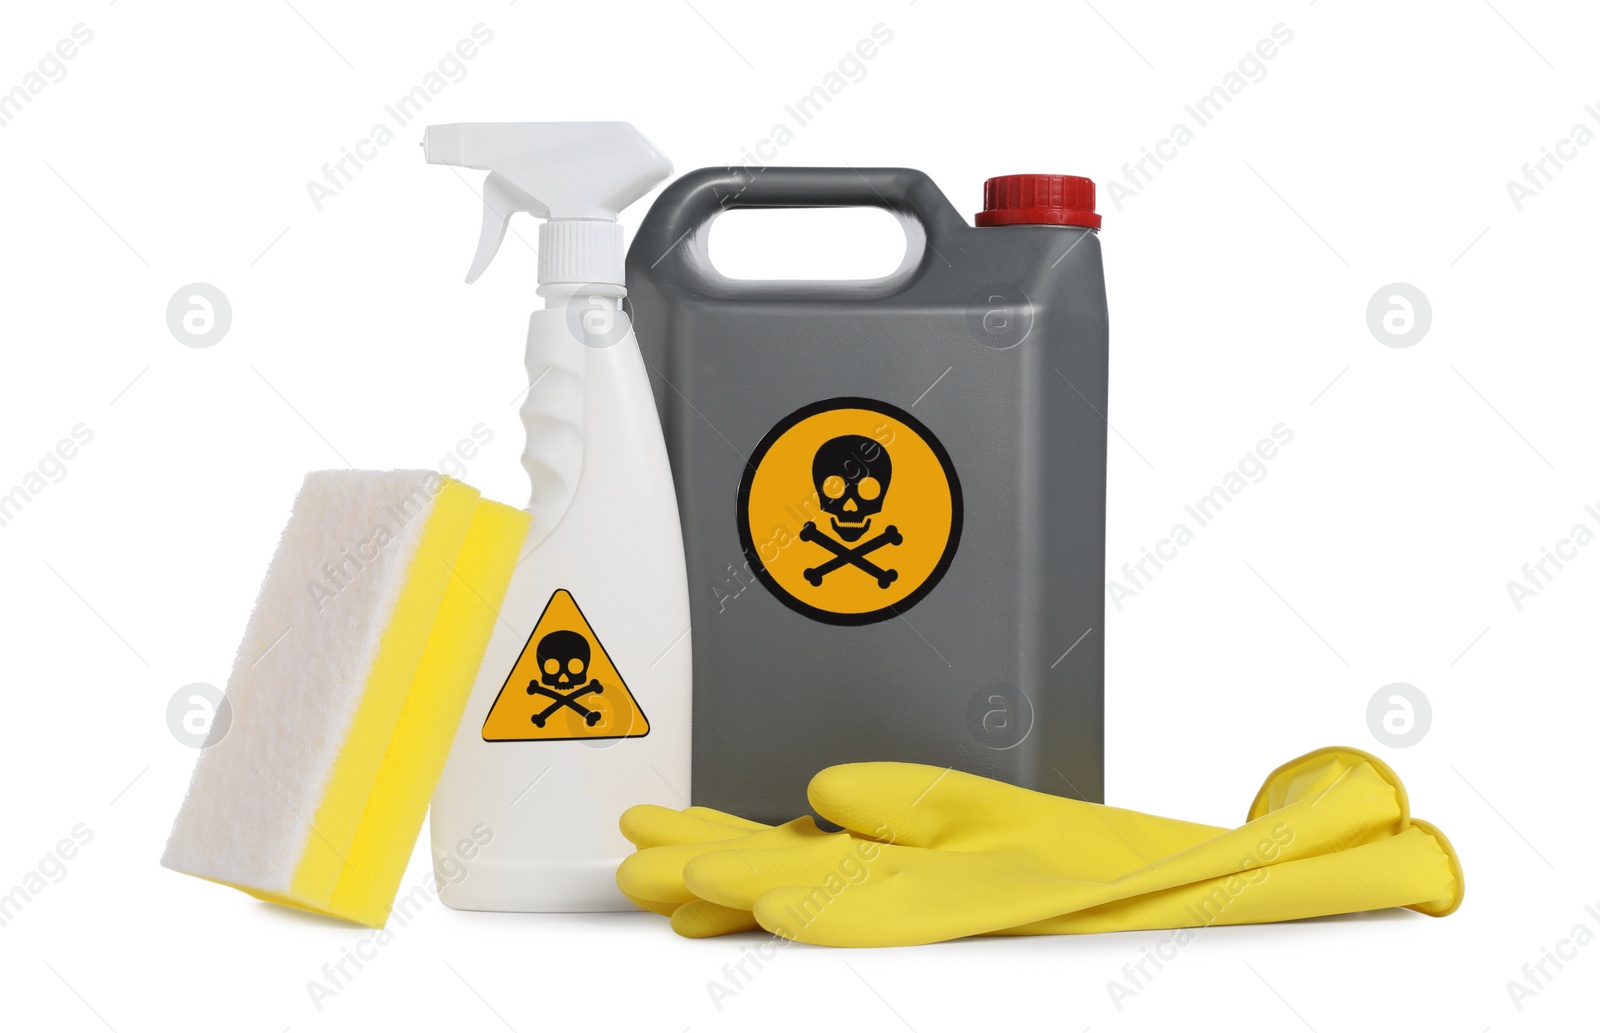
[976, 174, 1100, 229]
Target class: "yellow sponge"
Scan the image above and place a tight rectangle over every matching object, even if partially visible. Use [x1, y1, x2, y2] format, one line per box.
[161, 471, 529, 926]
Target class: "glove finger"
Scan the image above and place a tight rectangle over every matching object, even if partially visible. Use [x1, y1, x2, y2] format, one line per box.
[621, 804, 770, 849]
[749, 853, 1065, 947]
[618, 842, 719, 905]
[670, 900, 761, 938]
[682, 829, 889, 912]
[684, 806, 770, 831]
[1005, 821, 1463, 934]
[618, 819, 829, 905]
[807, 762, 1044, 847]
[809, 763, 1224, 875]
[621, 890, 680, 918]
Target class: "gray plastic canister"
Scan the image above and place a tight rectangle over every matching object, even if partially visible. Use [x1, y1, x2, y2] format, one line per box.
[625, 167, 1107, 823]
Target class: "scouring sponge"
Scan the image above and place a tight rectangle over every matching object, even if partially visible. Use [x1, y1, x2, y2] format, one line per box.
[162, 470, 529, 926]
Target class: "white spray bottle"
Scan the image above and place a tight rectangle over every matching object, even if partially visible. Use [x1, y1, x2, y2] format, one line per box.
[424, 122, 691, 911]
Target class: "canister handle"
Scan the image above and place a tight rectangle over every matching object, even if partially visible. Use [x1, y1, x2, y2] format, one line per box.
[629, 167, 969, 292]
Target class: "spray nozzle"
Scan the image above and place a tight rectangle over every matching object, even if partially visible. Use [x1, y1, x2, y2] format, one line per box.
[423, 121, 672, 286]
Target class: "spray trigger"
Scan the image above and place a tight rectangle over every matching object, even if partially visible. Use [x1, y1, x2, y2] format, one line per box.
[467, 173, 548, 284]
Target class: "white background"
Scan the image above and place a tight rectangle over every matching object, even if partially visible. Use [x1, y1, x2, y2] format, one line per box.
[2, 1, 1596, 1030]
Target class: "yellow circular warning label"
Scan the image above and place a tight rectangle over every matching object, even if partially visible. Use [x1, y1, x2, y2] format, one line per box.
[737, 397, 962, 625]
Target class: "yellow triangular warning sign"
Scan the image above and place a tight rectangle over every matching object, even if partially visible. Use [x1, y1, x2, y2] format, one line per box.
[481, 589, 650, 742]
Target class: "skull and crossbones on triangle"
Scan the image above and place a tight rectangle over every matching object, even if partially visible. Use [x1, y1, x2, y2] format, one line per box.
[526, 629, 604, 727]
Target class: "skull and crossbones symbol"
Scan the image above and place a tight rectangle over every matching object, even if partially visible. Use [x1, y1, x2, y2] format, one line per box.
[525, 629, 604, 728]
[801, 434, 903, 590]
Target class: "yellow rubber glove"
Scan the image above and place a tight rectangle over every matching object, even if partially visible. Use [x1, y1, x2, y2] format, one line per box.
[673, 748, 1455, 946]
[625, 813, 1462, 940]
[618, 768, 1226, 938]
[618, 748, 1449, 942]
[1003, 819, 1461, 934]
